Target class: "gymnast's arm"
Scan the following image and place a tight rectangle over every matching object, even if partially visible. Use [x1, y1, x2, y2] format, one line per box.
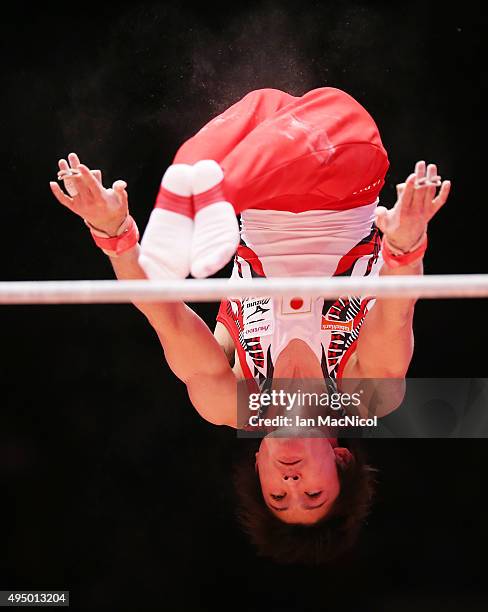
[50, 154, 238, 428]
[343, 259, 423, 383]
[341, 160, 451, 415]
[109, 245, 238, 427]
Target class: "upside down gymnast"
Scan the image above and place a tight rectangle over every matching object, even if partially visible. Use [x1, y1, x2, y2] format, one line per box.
[50, 87, 451, 564]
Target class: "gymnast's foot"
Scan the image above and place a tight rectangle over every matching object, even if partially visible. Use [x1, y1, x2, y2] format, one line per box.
[139, 164, 194, 279]
[190, 160, 240, 278]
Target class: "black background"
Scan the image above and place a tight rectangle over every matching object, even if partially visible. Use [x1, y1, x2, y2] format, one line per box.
[1, 1, 487, 610]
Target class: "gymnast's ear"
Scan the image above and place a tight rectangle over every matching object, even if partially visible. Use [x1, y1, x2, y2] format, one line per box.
[334, 447, 354, 470]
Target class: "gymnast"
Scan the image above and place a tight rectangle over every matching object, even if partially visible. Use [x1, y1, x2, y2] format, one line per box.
[50, 88, 450, 564]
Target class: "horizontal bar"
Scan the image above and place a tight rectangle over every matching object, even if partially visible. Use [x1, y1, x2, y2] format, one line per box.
[1, 275, 488, 305]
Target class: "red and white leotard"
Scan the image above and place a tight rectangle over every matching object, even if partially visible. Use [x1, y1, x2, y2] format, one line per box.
[217, 200, 383, 391]
[171, 87, 389, 390]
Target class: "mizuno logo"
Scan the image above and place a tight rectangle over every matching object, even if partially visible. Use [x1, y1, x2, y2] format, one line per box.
[321, 317, 353, 332]
[247, 304, 270, 318]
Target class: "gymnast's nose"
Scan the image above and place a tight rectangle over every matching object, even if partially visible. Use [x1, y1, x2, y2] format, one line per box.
[283, 473, 300, 481]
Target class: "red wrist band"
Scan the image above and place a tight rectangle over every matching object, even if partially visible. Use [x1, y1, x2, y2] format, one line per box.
[381, 234, 428, 268]
[87, 215, 140, 256]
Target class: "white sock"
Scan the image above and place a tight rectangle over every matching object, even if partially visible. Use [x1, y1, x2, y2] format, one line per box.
[190, 160, 240, 279]
[139, 164, 194, 279]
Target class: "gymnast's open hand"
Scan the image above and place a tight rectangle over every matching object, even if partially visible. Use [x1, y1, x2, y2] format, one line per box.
[49, 152, 129, 236]
[374, 160, 451, 252]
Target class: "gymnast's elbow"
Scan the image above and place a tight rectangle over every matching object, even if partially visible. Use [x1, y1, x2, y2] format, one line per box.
[185, 373, 237, 427]
[369, 377, 407, 418]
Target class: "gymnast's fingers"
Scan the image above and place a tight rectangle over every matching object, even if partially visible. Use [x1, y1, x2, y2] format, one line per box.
[396, 182, 406, 199]
[422, 163, 439, 210]
[58, 158, 70, 173]
[431, 180, 451, 216]
[49, 181, 74, 208]
[374, 205, 390, 233]
[77, 164, 104, 197]
[112, 180, 128, 208]
[399, 173, 416, 211]
[415, 160, 426, 181]
[68, 152, 81, 170]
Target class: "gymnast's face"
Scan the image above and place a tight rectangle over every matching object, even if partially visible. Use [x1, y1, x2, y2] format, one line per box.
[255, 435, 348, 524]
